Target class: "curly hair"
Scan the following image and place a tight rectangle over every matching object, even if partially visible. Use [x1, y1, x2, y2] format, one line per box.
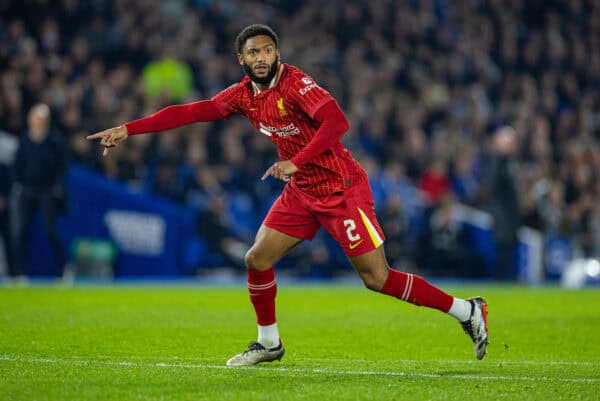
[235, 24, 279, 54]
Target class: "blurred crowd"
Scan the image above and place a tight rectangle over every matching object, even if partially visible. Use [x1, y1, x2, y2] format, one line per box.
[1, 0, 600, 279]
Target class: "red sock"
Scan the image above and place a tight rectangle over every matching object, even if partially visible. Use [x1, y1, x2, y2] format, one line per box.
[380, 269, 453, 313]
[247, 267, 277, 325]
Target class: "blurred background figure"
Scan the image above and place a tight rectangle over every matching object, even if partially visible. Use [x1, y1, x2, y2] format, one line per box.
[485, 126, 520, 281]
[142, 43, 194, 102]
[0, 161, 12, 277]
[196, 191, 248, 268]
[421, 195, 465, 276]
[11, 104, 69, 281]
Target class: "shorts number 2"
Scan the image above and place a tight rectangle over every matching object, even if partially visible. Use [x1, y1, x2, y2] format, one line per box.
[343, 219, 361, 242]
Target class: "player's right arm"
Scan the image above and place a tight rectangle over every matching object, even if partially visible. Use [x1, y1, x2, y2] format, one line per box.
[86, 100, 227, 156]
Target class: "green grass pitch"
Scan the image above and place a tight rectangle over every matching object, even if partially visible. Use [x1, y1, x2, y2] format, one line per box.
[0, 284, 598, 400]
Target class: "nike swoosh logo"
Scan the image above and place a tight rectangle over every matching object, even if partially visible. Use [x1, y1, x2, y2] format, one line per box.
[349, 240, 364, 250]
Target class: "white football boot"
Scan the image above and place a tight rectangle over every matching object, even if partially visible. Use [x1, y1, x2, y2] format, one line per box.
[226, 341, 285, 366]
[460, 297, 489, 360]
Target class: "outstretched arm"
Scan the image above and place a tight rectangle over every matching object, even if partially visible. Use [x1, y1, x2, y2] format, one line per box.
[125, 100, 224, 135]
[86, 100, 225, 156]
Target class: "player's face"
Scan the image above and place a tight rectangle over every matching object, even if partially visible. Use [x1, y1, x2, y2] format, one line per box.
[238, 35, 280, 85]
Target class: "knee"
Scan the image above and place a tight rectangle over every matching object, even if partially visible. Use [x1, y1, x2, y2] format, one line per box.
[244, 248, 271, 271]
[360, 269, 388, 292]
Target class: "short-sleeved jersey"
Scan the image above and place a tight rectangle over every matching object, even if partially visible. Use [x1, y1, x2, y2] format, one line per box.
[211, 63, 363, 197]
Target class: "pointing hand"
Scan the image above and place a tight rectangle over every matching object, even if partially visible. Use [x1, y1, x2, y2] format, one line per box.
[86, 125, 128, 156]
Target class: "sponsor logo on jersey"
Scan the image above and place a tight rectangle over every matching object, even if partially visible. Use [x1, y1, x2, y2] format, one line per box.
[299, 83, 318, 95]
[259, 122, 300, 137]
[302, 77, 312, 85]
[276, 98, 288, 116]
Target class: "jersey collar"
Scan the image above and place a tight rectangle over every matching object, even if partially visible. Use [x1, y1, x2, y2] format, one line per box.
[251, 63, 285, 95]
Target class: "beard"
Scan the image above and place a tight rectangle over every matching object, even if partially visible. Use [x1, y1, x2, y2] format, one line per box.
[242, 56, 279, 85]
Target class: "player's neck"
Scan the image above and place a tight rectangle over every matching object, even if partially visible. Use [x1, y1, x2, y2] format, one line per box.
[251, 63, 283, 94]
[254, 82, 270, 92]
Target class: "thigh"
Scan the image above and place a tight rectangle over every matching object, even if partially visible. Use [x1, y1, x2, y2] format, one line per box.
[263, 184, 320, 241]
[317, 179, 385, 257]
[247, 224, 304, 269]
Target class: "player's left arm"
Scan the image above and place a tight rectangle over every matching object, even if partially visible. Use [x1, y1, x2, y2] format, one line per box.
[290, 100, 349, 167]
[261, 101, 349, 182]
[262, 73, 349, 182]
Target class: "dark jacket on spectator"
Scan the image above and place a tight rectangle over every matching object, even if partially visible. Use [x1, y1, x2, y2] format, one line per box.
[14, 130, 67, 190]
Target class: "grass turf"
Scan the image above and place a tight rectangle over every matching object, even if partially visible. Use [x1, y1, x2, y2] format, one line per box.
[0, 284, 598, 400]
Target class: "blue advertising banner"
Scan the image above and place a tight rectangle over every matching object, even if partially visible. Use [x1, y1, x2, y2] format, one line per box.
[26, 166, 199, 277]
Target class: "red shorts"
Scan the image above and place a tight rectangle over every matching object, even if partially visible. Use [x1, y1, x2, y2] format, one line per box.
[263, 176, 385, 256]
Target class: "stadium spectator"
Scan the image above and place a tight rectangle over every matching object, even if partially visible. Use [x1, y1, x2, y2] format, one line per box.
[196, 191, 248, 267]
[377, 193, 409, 268]
[11, 104, 69, 280]
[421, 195, 465, 276]
[0, 161, 12, 278]
[484, 126, 521, 281]
[450, 149, 480, 205]
[142, 44, 194, 101]
[419, 160, 451, 207]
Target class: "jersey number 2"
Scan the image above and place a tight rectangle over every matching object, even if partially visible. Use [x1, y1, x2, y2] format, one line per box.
[343, 219, 361, 242]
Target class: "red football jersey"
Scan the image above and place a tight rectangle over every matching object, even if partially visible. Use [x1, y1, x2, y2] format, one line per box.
[212, 63, 362, 197]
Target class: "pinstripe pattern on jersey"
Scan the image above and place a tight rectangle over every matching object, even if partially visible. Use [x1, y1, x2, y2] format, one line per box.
[211, 64, 362, 197]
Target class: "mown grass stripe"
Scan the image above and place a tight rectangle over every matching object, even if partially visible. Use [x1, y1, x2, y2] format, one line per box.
[1, 355, 598, 383]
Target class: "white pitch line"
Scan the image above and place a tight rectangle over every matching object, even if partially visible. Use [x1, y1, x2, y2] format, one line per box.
[29, 354, 599, 367]
[0, 355, 598, 383]
[291, 357, 600, 367]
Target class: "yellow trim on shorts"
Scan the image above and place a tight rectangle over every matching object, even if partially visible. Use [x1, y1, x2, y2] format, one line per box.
[358, 207, 383, 248]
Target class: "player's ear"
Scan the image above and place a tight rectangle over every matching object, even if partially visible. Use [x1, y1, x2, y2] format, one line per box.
[237, 53, 244, 65]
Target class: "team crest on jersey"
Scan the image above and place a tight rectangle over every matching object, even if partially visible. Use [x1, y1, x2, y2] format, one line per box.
[276, 98, 288, 117]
